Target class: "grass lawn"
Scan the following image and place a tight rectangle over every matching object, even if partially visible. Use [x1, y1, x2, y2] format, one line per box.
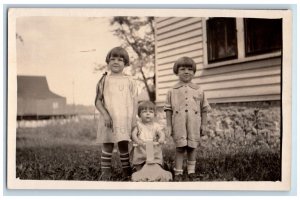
[16, 102, 281, 181]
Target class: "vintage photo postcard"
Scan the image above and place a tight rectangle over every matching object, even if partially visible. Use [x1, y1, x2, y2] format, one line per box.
[7, 8, 292, 190]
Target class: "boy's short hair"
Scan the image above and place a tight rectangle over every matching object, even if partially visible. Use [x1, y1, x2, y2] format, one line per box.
[138, 101, 156, 117]
[105, 47, 130, 66]
[173, 57, 197, 74]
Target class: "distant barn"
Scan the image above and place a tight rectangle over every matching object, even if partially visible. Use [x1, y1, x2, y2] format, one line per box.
[17, 75, 67, 120]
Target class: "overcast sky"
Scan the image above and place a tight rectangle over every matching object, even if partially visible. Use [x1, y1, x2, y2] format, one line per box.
[17, 16, 123, 106]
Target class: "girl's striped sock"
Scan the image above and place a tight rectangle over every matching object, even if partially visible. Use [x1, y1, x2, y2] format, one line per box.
[120, 152, 132, 179]
[120, 152, 131, 170]
[99, 150, 113, 180]
[101, 150, 112, 170]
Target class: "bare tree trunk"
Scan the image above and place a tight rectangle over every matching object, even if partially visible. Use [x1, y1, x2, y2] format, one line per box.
[140, 67, 155, 102]
[110, 17, 156, 102]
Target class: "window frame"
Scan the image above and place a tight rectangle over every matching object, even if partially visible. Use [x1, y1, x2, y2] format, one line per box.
[206, 17, 238, 64]
[244, 18, 283, 56]
[203, 18, 282, 68]
[52, 102, 59, 109]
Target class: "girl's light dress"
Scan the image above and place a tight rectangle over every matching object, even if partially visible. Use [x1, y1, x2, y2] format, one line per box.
[97, 75, 137, 143]
[132, 121, 163, 166]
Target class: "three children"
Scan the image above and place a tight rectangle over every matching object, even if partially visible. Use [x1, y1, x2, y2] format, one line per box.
[95, 47, 210, 182]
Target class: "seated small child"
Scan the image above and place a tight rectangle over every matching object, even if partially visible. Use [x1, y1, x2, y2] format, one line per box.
[131, 101, 165, 171]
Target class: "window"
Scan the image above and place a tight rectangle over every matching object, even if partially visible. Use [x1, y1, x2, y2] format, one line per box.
[206, 18, 238, 63]
[204, 17, 282, 66]
[52, 102, 59, 109]
[244, 18, 282, 56]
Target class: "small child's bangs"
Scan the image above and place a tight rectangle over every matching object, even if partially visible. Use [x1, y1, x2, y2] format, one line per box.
[138, 101, 156, 117]
[105, 47, 130, 66]
[173, 57, 196, 74]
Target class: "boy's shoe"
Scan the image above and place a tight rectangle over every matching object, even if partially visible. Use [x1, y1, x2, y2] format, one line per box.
[98, 168, 112, 181]
[173, 174, 183, 182]
[188, 173, 200, 181]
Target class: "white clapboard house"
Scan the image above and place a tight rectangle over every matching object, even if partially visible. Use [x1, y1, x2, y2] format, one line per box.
[155, 17, 282, 106]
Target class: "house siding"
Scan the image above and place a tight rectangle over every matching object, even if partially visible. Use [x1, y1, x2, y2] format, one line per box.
[155, 17, 281, 106]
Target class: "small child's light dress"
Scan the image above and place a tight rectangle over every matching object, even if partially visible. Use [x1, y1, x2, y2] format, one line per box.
[96, 75, 137, 143]
[132, 121, 163, 166]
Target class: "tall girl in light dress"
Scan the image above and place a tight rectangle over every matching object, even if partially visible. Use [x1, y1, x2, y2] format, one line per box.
[95, 47, 137, 181]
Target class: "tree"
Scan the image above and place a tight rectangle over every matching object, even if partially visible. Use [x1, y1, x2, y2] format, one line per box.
[110, 16, 156, 102]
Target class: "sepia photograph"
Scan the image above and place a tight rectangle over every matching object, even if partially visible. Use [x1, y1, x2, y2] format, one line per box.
[7, 8, 292, 190]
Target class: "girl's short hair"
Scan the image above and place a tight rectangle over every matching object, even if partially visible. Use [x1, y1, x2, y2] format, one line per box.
[173, 57, 197, 74]
[138, 101, 156, 117]
[105, 47, 130, 66]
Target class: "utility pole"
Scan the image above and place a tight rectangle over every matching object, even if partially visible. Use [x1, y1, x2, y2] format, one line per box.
[72, 80, 75, 116]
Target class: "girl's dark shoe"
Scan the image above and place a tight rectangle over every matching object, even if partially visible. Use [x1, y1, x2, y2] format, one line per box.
[98, 168, 112, 181]
[122, 167, 132, 181]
